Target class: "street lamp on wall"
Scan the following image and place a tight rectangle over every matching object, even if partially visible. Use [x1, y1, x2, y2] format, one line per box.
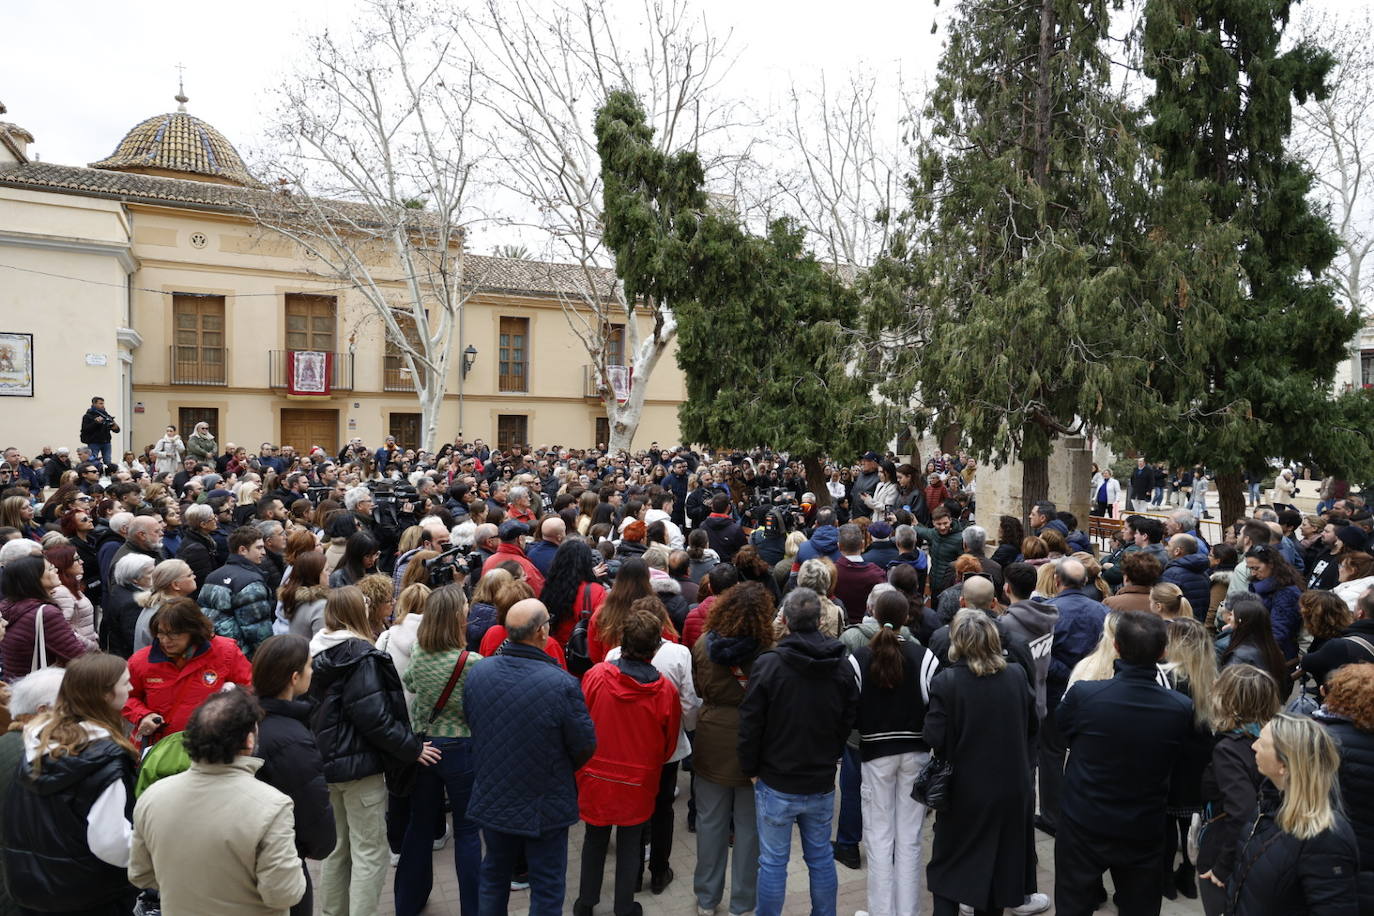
[462, 344, 478, 379]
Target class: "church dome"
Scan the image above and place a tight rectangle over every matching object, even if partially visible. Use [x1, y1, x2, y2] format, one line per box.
[90, 94, 262, 188]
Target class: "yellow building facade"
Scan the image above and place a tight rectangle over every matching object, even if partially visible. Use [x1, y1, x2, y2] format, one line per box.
[0, 100, 686, 458]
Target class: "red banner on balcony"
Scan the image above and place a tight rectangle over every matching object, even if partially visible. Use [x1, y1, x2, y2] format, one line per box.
[287, 350, 331, 396]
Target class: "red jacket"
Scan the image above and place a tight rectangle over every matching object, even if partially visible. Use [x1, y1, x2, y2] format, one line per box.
[554, 582, 606, 648]
[481, 542, 546, 595]
[577, 661, 681, 826]
[123, 635, 252, 744]
[478, 625, 567, 669]
[681, 596, 718, 650]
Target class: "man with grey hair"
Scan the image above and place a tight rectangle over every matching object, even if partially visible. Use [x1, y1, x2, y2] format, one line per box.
[465, 598, 596, 913]
[1165, 509, 1210, 557]
[467, 522, 500, 590]
[738, 586, 858, 916]
[962, 524, 1005, 601]
[112, 515, 165, 570]
[97, 511, 136, 588]
[255, 520, 287, 591]
[1038, 557, 1109, 836]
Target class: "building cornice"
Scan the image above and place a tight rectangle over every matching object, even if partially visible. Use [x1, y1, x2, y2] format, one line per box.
[0, 228, 138, 273]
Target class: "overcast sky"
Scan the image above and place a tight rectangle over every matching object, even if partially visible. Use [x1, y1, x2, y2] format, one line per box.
[2, 0, 1366, 253]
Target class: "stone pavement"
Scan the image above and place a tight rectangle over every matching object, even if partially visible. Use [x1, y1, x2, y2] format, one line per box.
[310, 767, 1205, 915]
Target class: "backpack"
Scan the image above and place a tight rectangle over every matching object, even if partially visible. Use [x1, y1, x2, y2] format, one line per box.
[565, 583, 597, 677]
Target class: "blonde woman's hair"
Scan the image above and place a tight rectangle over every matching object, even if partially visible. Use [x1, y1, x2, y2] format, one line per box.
[134, 558, 193, 609]
[1267, 713, 1342, 840]
[783, 531, 807, 560]
[417, 585, 469, 653]
[1211, 664, 1281, 733]
[1072, 552, 1110, 598]
[948, 609, 1006, 677]
[1150, 582, 1192, 620]
[472, 568, 514, 606]
[1035, 561, 1061, 599]
[323, 585, 373, 640]
[394, 582, 432, 625]
[1165, 617, 1217, 728]
[1070, 612, 1121, 686]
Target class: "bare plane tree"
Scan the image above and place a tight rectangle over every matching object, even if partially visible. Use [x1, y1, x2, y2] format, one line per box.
[248, 0, 483, 452]
[464, 0, 742, 452]
[1296, 10, 1374, 320]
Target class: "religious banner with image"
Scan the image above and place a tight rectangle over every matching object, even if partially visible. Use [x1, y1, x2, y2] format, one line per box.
[287, 350, 331, 396]
[0, 333, 34, 397]
[607, 365, 633, 404]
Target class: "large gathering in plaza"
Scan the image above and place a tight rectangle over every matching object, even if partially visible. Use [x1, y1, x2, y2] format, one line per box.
[3, 0, 1374, 913]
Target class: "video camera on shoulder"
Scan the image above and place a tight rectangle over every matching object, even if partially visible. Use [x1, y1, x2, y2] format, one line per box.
[424, 546, 485, 588]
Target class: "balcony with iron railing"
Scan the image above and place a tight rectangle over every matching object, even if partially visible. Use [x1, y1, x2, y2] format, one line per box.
[383, 358, 416, 392]
[267, 350, 354, 391]
[169, 346, 227, 386]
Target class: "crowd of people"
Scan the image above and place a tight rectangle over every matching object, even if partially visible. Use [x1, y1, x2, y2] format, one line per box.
[0, 413, 1371, 916]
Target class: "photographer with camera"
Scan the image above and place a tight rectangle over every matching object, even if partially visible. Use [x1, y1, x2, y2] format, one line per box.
[79, 396, 120, 472]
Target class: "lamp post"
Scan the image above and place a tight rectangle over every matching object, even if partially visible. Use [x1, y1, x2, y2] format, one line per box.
[459, 343, 477, 437]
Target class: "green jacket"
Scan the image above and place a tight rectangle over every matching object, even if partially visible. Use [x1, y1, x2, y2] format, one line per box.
[136, 731, 191, 797]
[914, 523, 966, 592]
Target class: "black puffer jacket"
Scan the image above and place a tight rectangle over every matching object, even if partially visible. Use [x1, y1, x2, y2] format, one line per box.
[1197, 728, 1262, 884]
[176, 528, 219, 596]
[100, 582, 143, 659]
[308, 632, 422, 784]
[1315, 709, 1374, 911]
[1225, 782, 1358, 915]
[258, 696, 337, 860]
[1, 738, 136, 912]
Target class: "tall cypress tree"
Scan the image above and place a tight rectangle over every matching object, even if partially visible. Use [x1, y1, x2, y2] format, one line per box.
[1131, 0, 1364, 524]
[596, 91, 883, 496]
[870, 0, 1175, 513]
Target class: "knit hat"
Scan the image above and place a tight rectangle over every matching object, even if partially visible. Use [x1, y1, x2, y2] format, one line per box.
[623, 520, 647, 542]
[1337, 525, 1369, 553]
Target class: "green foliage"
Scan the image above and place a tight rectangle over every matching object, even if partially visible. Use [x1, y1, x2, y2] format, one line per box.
[868, 0, 1189, 468]
[595, 90, 883, 458]
[1124, 0, 1366, 481]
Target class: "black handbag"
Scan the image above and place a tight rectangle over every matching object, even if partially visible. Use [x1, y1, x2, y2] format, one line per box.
[911, 753, 953, 811]
[387, 649, 468, 797]
[565, 583, 596, 677]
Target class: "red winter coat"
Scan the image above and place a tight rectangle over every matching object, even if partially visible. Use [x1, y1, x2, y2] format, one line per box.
[577, 661, 681, 826]
[123, 635, 252, 744]
[481, 542, 546, 595]
[681, 596, 718, 650]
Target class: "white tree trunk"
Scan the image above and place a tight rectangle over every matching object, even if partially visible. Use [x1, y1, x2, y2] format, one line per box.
[417, 380, 446, 455]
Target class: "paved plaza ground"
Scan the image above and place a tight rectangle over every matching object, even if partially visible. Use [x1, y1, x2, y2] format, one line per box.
[310, 766, 1205, 915]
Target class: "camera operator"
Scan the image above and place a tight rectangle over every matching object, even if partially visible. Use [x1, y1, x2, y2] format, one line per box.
[355, 482, 417, 575]
[79, 396, 120, 471]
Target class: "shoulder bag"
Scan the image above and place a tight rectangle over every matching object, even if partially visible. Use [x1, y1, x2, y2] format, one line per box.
[912, 752, 953, 811]
[566, 583, 596, 677]
[30, 604, 49, 674]
[387, 649, 469, 797]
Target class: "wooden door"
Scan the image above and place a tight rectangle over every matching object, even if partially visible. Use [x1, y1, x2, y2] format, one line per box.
[496, 414, 528, 452]
[280, 409, 338, 455]
[389, 413, 421, 450]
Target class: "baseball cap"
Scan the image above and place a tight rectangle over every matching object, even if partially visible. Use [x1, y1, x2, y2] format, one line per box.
[861, 450, 881, 462]
[498, 520, 530, 541]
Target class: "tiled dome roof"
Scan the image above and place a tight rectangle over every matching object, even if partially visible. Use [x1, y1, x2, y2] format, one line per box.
[90, 99, 262, 188]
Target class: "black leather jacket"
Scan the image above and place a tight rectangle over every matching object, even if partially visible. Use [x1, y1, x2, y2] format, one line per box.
[308, 635, 421, 784]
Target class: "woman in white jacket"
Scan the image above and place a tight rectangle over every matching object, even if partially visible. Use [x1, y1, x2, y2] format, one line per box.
[151, 426, 185, 477]
[606, 595, 702, 893]
[863, 461, 900, 516]
[1089, 468, 1122, 517]
[375, 583, 432, 705]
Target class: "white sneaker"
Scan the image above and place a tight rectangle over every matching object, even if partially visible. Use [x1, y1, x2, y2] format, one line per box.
[433, 820, 452, 851]
[696, 909, 716, 916]
[1011, 893, 1052, 915]
[389, 852, 400, 867]
[959, 907, 973, 916]
[855, 911, 870, 916]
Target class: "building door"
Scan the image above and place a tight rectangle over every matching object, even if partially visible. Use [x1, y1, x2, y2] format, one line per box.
[280, 409, 338, 455]
[178, 407, 220, 441]
[389, 413, 421, 450]
[496, 414, 528, 452]
[285, 294, 336, 353]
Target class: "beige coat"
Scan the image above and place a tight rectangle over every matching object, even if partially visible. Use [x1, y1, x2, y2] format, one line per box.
[129, 756, 305, 915]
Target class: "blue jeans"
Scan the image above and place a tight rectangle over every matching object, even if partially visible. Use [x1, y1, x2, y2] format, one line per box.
[836, 745, 862, 847]
[478, 824, 568, 916]
[754, 780, 837, 916]
[1152, 486, 1164, 506]
[85, 442, 112, 470]
[395, 737, 479, 916]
